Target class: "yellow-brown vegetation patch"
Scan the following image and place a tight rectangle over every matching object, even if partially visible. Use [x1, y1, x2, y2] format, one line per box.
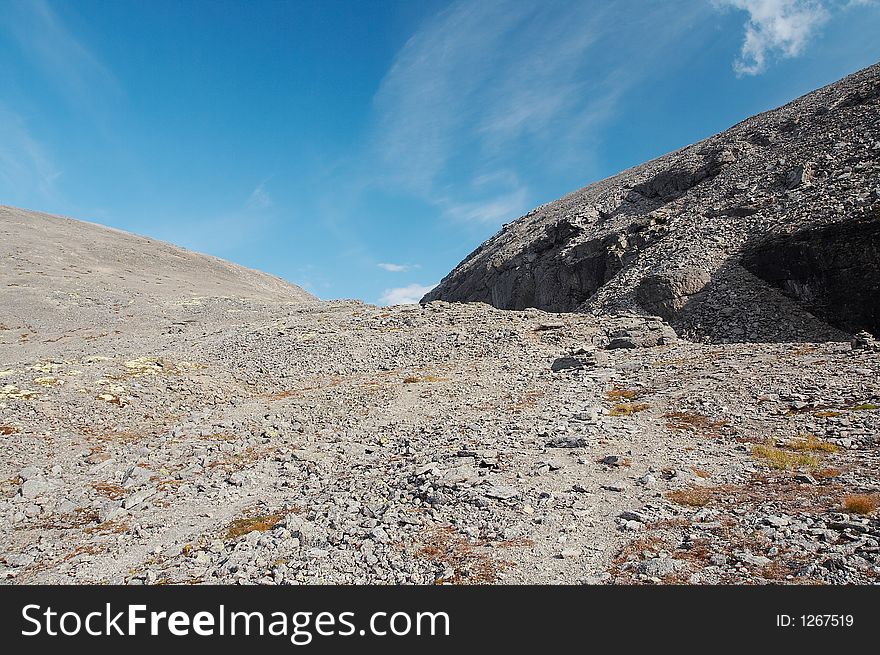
[403, 375, 448, 384]
[842, 494, 879, 515]
[415, 527, 516, 585]
[664, 411, 727, 435]
[610, 402, 650, 416]
[225, 509, 294, 539]
[91, 482, 127, 500]
[666, 487, 714, 507]
[606, 388, 641, 401]
[784, 434, 838, 453]
[751, 444, 820, 470]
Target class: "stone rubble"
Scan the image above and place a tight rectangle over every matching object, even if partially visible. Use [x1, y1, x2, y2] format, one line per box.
[0, 294, 877, 585]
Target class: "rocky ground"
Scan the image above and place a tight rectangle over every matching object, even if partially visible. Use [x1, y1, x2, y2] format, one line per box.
[2, 290, 878, 585]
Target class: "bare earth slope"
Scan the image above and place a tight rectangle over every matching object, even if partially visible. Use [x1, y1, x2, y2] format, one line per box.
[424, 62, 880, 345]
[1, 67, 879, 585]
[0, 206, 313, 362]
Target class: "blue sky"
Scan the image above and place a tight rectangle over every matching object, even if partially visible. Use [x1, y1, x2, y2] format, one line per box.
[1, 0, 878, 304]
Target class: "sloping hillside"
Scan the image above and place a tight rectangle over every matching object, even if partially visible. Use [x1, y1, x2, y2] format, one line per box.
[0, 205, 313, 360]
[424, 62, 880, 344]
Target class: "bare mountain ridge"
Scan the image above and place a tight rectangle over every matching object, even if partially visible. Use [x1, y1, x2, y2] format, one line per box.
[0, 205, 314, 360]
[0, 205, 312, 303]
[424, 62, 880, 344]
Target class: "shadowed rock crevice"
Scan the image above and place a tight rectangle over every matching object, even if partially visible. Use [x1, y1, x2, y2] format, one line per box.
[741, 213, 880, 336]
[650, 260, 852, 344]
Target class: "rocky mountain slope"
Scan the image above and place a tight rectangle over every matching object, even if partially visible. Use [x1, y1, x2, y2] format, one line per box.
[0, 206, 313, 362]
[1, 65, 879, 587]
[424, 62, 880, 345]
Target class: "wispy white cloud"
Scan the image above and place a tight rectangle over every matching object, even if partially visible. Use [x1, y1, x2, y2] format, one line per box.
[247, 182, 273, 209]
[368, 0, 711, 226]
[440, 186, 530, 224]
[0, 0, 123, 207]
[715, 0, 842, 75]
[371, 1, 532, 196]
[0, 104, 61, 201]
[0, 0, 120, 110]
[379, 283, 437, 305]
[377, 262, 411, 272]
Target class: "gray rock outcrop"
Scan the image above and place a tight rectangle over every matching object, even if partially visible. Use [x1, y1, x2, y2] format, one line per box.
[423, 62, 880, 343]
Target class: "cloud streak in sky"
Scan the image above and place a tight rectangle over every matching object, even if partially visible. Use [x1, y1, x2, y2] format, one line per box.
[377, 262, 411, 272]
[715, 0, 875, 75]
[368, 0, 712, 227]
[369, 0, 598, 224]
[440, 186, 530, 224]
[0, 104, 60, 202]
[0, 0, 120, 110]
[247, 183, 273, 209]
[379, 283, 437, 306]
[0, 0, 124, 207]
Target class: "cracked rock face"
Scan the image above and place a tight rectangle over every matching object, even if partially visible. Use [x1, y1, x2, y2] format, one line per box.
[424, 62, 880, 344]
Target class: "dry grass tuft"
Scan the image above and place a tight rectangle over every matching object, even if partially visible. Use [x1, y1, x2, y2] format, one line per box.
[610, 402, 650, 416]
[403, 375, 448, 384]
[666, 487, 714, 507]
[842, 494, 879, 515]
[19, 507, 100, 531]
[813, 467, 842, 480]
[85, 519, 130, 535]
[494, 537, 534, 549]
[690, 467, 712, 479]
[225, 508, 294, 539]
[60, 544, 104, 562]
[664, 411, 727, 435]
[813, 410, 842, 418]
[611, 535, 667, 568]
[91, 481, 126, 499]
[505, 389, 543, 413]
[416, 527, 514, 584]
[606, 388, 641, 401]
[751, 444, 820, 470]
[784, 434, 838, 453]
